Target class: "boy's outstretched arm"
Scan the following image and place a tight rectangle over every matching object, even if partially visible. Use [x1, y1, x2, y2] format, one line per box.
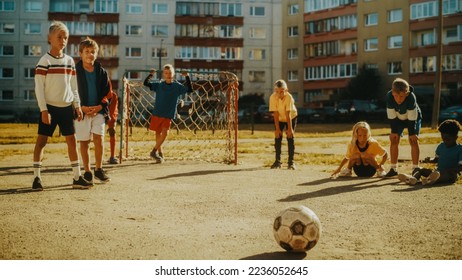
[143, 69, 156, 88]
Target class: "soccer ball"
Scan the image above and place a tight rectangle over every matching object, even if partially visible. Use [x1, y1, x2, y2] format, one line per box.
[273, 205, 322, 252]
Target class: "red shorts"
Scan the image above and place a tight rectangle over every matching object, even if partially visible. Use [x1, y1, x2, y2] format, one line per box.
[149, 115, 171, 132]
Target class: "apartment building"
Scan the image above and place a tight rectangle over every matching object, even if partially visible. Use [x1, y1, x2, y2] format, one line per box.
[0, 0, 283, 119]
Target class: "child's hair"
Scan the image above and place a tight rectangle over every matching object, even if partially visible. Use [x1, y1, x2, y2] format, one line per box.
[274, 79, 288, 90]
[48, 21, 69, 35]
[163, 64, 175, 76]
[351, 121, 372, 144]
[438, 119, 461, 136]
[392, 78, 410, 93]
[79, 37, 99, 53]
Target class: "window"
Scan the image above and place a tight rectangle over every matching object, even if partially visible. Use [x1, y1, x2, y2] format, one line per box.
[388, 9, 402, 23]
[24, 90, 35, 101]
[446, 27, 458, 43]
[25, 1, 42, 12]
[248, 71, 265, 82]
[365, 38, 378, 51]
[98, 44, 117, 58]
[442, 54, 461, 71]
[125, 47, 142, 58]
[95, 0, 118, 13]
[250, 6, 265, 16]
[304, 0, 357, 13]
[24, 68, 35, 79]
[417, 30, 435, 46]
[25, 23, 41, 34]
[411, 2, 437, 19]
[126, 3, 142, 14]
[0, 90, 14, 101]
[151, 47, 167, 59]
[304, 63, 357, 80]
[288, 26, 299, 37]
[410, 56, 436, 73]
[249, 49, 266, 60]
[249, 27, 266, 39]
[0, 0, 15, 11]
[222, 47, 241, 59]
[152, 3, 168, 14]
[388, 35, 402, 49]
[66, 21, 95, 35]
[0, 23, 14, 34]
[387, 62, 402, 75]
[0, 45, 14, 56]
[364, 13, 378, 26]
[127, 71, 142, 80]
[220, 3, 242, 16]
[287, 48, 298, 59]
[152, 25, 168, 37]
[24, 45, 42, 56]
[288, 70, 298, 81]
[220, 25, 242, 38]
[288, 4, 299, 15]
[0, 67, 13, 78]
[459, 25, 462, 41]
[126, 25, 142, 36]
[96, 22, 118, 36]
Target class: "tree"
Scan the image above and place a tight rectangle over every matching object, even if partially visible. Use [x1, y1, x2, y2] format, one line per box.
[345, 64, 383, 100]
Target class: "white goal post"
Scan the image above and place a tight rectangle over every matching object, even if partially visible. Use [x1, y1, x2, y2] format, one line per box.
[119, 70, 239, 164]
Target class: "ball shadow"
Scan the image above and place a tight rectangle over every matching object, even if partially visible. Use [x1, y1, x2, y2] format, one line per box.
[240, 251, 307, 260]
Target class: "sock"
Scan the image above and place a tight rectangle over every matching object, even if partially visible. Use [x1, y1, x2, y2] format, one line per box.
[390, 164, 398, 171]
[33, 162, 42, 178]
[412, 164, 420, 169]
[71, 160, 81, 181]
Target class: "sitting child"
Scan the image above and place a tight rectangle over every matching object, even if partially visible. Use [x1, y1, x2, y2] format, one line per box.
[332, 121, 388, 178]
[398, 119, 462, 186]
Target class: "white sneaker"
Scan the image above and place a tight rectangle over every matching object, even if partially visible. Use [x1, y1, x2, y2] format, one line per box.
[398, 173, 417, 185]
[338, 168, 352, 177]
[422, 171, 440, 186]
[376, 170, 387, 177]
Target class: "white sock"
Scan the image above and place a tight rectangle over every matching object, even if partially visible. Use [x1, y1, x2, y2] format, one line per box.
[413, 164, 420, 169]
[390, 164, 397, 171]
[33, 162, 42, 178]
[71, 160, 81, 180]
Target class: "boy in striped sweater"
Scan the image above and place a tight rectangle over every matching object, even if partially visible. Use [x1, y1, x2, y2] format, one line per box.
[32, 21, 93, 190]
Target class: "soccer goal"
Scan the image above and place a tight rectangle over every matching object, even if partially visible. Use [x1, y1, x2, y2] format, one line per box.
[119, 70, 239, 164]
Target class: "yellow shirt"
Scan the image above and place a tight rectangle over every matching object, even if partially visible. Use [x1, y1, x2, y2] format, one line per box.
[269, 92, 298, 122]
[345, 138, 387, 159]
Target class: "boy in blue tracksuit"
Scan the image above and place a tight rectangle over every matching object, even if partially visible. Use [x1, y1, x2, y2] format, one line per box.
[385, 78, 422, 177]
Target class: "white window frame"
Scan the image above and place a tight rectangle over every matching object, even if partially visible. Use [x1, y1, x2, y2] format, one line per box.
[25, 1, 42, 12]
[24, 89, 35, 101]
[388, 9, 402, 23]
[365, 38, 378, 51]
[250, 6, 265, 16]
[125, 47, 142, 58]
[24, 23, 41, 35]
[388, 35, 403, 49]
[152, 3, 168, 14]
[387, 61, 402, 75]
[288, 70, 298, 81]
[288, 4, 299, 15]
[220, 3, 242, 16]
[151, 47, 168, 59]
[0, 23, 14, 34]
[95, 0, 118, 13]
[24, 45, 42, 57]
[0, 0, 15, 12]
[248, 71, 265, 83]
[126, 25, 142, 36]
[126, 3, 143, 14]
[152, 25, 168, 37]
[365, 13, 378, 26]
[249, 27, 266, 39]
[249, 49, 266, 60]
[288, 26, 299, 37]
[411, 2, 437, 20]
[24, 67, 35, 79]
[287, 48, 298, 60]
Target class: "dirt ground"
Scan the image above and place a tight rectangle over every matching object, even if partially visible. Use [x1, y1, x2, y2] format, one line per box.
[1, 134, 461, 260]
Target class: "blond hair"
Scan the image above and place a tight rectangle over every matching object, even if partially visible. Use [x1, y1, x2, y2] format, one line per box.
[49, 21, 69, 35]
[351, 121, 372, 144]
[392, 78, 410, 93]
[274, 79, 288, 90]
[163, 64, 175, 76]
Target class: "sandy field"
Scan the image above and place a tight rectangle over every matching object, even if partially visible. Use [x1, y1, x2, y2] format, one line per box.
[0, 133, 461, 261]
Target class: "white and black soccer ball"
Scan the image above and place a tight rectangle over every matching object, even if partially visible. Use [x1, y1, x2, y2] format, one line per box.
[273, 205, 322, 252]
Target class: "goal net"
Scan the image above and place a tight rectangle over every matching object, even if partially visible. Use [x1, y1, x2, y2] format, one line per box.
[119, 70, 239, 164]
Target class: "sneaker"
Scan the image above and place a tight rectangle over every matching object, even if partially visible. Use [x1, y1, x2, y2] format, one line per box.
[422, 171, 440, 186]
[376, 170, 387, 177]
[150, 150, 163, 163]
[398, 173, 418, 185]
[288, 163, 296, 170]
[384, 168, 398, 178]
[270, 161, 282, 169]
[338, 168, 352, 177]
[83, 171, 93, 184]
[108, 157, 118, 164]
[94, 168, 110, 183]
[72, 176, 93, 189]
[32, 177, 43, 191]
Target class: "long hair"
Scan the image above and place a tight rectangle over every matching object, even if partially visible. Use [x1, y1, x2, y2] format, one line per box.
[351, 121, 372, 145]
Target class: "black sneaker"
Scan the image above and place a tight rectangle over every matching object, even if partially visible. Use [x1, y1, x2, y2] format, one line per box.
[271, 161, 282, 169]
[94, 168, 110, 183]
[83, 171, 93, 184]
[72, 176, 93, 189]
[32, 177, 43, 191]
[150, 150, 163, 163]
[411, 167, 420, 177]
[108, 157, 118, 164]
[288, 163, 296, 170]
[384, 168, 398, 178]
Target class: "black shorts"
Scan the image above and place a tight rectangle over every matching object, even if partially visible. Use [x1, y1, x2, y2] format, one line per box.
[353, 163, 376, 177]
[37, 104, 75, 137]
